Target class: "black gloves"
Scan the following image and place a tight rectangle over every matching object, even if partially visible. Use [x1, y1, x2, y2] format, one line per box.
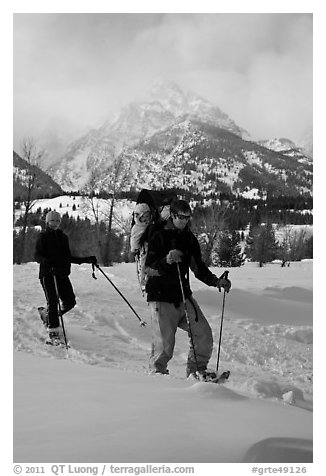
[212, 275, 232, 293]
[84, 256, 97, 265]
[220, 276, 231, 293]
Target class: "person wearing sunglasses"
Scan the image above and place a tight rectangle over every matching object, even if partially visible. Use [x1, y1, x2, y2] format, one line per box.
[145, 199, 231, 378]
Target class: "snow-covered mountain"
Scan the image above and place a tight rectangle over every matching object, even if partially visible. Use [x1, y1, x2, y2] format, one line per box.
[49, 81, 249, 190]
[13, 151, 64, 200]
[297, 128, 313, 159]
[47, 80, 312, 197]
[258, 137, 298, 153]
[149, 79, 248, 137]
[258, 137, 312, 165]
[109, 118, 312, 198]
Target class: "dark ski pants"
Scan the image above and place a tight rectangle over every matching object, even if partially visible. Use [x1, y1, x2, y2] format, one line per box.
[149, 297, 213, 375]
[40, 275, 76, 329]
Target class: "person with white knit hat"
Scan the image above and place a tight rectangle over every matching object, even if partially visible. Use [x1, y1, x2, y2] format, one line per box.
[35, 210, 97, 345]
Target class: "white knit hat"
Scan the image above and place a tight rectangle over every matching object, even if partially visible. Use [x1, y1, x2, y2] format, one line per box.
[45, 210, 61, 224]
[134, 203, 150, 216]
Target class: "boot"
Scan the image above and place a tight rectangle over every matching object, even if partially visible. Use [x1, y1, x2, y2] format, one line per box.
[45, 327, 62, 346]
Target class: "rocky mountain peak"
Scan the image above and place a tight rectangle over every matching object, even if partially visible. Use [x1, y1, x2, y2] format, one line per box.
[147, 79, 247, 137]
[46, 80, 312, 195]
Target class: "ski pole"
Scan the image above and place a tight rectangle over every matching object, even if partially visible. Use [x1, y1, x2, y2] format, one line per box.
[52, 273, 69, 351]
[176, 262, 200, 375]
[216, 270, 229, 373]
[94, 264, 147, 327]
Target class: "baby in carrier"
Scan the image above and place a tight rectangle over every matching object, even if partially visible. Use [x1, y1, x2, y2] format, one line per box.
[130, 203, 152, 254]
[130, 202, 168, 295]
[130, 203, 153, 295]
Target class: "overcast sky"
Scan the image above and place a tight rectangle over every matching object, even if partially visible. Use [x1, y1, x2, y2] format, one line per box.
[13, 12, 312, 153]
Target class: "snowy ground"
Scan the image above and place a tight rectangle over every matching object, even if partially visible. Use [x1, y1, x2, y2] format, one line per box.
[12, 260, 314, 469]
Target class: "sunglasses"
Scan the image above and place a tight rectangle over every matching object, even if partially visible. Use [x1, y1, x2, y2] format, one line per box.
[174, 213, 191, 221]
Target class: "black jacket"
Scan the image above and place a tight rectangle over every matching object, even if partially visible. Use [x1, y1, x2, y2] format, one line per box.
[35, 228, 86, 279]
[145, 219, 217, 303]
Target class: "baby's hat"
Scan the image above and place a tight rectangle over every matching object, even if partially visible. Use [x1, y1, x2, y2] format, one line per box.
[134, 203, 150, 216]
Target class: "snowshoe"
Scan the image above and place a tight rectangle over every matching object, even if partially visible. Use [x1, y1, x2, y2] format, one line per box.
[202, 370, 230, 383]
[149, 369, 170, 376]
[187, 369, 216, 381]
[45, 330, 62, 346]
[187, 369, 230, 384]
[45, 327, 70, 348]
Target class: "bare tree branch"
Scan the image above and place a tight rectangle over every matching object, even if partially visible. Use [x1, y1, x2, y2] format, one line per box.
[16, 137, 44, 263]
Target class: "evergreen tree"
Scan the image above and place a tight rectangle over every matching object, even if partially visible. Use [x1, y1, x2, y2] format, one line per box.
[229, 231, 246, 267]
[213, 230, 245, 267]
[13, 227, 41, 264]
[247, 222, 279, 267]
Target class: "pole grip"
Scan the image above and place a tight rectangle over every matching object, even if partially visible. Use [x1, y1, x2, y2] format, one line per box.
[219, 270, 229, 280]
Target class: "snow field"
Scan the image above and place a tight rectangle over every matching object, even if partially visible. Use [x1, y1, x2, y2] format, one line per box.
[12, 260, 314, 466]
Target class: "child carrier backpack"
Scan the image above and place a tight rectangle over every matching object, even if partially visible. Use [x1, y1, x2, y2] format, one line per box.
[131, 189, 177, 295]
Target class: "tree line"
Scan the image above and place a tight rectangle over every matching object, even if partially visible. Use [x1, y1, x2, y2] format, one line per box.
[13, 202, 313, 268]
[191, 202, 312, 268]
[13, 211, 126, 266]
[13, 138, 313, 268]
